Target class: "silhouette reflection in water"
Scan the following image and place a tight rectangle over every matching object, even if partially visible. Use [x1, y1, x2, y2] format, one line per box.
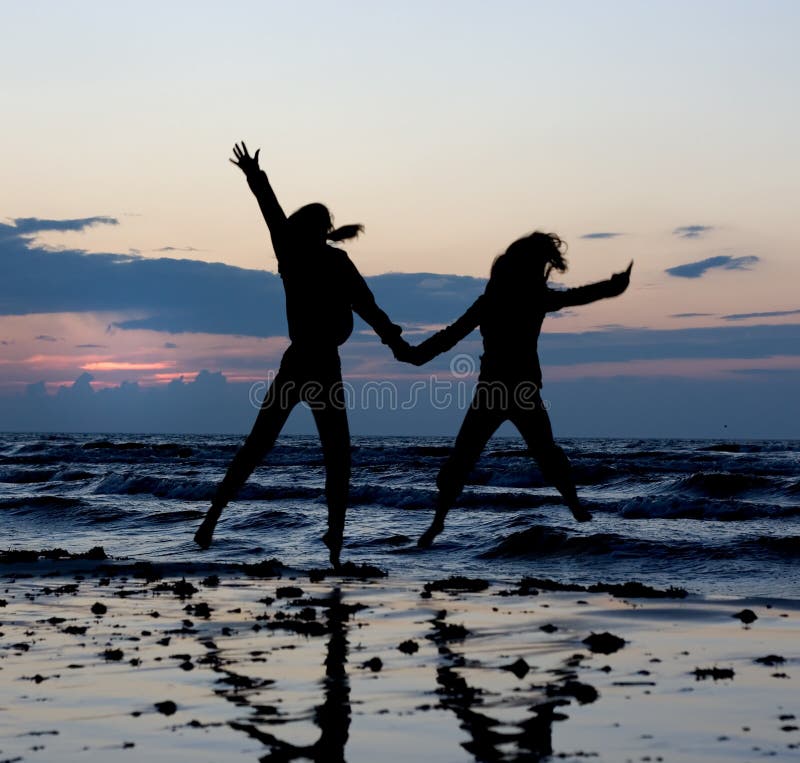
[224, 587, 351, 762]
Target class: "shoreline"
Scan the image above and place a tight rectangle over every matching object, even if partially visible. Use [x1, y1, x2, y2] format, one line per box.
[1, 552, 798, 761]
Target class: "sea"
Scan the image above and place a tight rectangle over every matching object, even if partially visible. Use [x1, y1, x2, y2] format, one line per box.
[1, 433, 798, 598]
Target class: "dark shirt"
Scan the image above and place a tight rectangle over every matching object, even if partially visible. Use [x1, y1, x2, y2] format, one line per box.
[414, 277, 628, 385]
[246, 169, 401, 349]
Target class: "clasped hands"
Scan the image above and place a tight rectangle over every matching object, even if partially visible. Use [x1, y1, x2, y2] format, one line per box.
[388, 337, 426, 366]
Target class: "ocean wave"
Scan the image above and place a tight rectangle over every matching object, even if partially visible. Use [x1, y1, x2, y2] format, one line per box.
[0, 495, 132, 524]
[0, 466, 96, 484]
[749, 536, 800, 556]
[227, 509, 311, 531]
[0, 467, 58, 483]
[347, 483, 557, 511]
[483, 525, 800, 562]
[92, 472, 324, 503]
[619, 496, 800, 521]
[149, 509, 207, 524]
[0, 495, 86, 512]
[93, 473, 216, 500]
[677, 472, 774, 497]
[482, 526, 654, 559]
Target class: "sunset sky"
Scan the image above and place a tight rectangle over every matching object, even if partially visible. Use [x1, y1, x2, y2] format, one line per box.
[1, 1, 799, 436]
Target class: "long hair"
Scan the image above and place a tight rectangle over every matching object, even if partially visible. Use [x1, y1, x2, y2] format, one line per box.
[486, 231, 568, 301]
[287, 202, 364, 243]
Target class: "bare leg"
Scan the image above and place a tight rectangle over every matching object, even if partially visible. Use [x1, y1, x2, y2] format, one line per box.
[194, 369, 298, 549]
[419, 391, 504, 548]
[510, 394, 591, 523]
[311, 380, 351, 569]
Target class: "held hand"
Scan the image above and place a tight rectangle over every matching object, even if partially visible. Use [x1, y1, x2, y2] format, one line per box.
[390, 338, 425, 366]
[390, 337, 414, 363]
[230, 141, 261, 176]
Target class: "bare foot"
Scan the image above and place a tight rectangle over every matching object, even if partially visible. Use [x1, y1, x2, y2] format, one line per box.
[194, 518, 216, 549]
[417, 520, 444, 549]
[570, 505, 592, 523]
[322, 529, 343, 570]
[194, 505, 222, 549]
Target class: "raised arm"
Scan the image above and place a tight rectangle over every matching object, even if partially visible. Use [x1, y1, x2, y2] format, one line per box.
[547, 261, 633, 311]
[405, 296, 484, 366]
[230, 142, 288, 262]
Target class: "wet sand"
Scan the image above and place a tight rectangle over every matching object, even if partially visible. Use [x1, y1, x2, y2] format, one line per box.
[1, 551, 798, 762]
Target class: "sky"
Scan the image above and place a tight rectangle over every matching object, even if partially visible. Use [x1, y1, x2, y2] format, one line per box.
[1, 1, 799, 437]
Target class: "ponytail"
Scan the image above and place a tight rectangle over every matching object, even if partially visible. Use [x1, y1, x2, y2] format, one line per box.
[327, 224, 364, 242]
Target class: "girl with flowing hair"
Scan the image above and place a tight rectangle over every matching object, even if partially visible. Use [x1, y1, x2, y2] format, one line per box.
[396, 231, 632, 547]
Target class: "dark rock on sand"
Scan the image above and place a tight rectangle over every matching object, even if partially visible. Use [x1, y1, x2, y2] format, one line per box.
[264, 619, 328, 637]
[1, 546, 107, 564]
[503, 577, 687, 599]
[398, 640, 419, 655]
[362, 657, 383, 672]
[501, 658, 530, 679]
[755, 654, 785, 666]
[428, 618, 470, 643]
[154, 700, 177, 716]
[152, 579, 198, 599]
[733, 609, 758, 624]
[423, 576, 489, 594]
[240, 558, 284, 578]
[91, 602, 107, 615]
[308, 561, 388, 582]
[103, 648, 124, 661]
[693, 667, 735, 681]
[184, 602, 212, 618]
[276, 586, 304, 599]
[582, 632, 625, 654]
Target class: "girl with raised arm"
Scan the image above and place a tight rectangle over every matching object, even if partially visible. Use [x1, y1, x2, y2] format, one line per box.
[194, 143, 407, 567]
[398, 231, 632, 548]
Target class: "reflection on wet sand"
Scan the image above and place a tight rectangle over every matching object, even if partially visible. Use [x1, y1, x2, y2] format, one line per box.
[429, 608, 584, 762]
[223, 587, 351, 762]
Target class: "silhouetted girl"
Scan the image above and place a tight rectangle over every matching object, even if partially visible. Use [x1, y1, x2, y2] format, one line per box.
[195, 143, 406, 566]
[398, 232, 632, 547]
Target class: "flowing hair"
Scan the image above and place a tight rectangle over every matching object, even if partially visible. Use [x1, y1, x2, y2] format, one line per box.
[327, 223, 364, 242]
[486, 231, 568, 301]
[287, 202, 364, 243]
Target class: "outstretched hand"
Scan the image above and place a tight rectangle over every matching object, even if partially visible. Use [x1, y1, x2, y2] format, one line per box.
[610, 260, 633, 293]
[230, 141, 261, 176]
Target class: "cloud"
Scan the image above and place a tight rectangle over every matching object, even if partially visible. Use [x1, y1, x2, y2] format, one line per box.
[721, 308, 800, 321]
[580, 232, 623, 240]
[0, 216, 485, 337]
[35, 334, 59, 342]
[670, 312, 715, 318]
[8, 216, 119, 236]
[673, 225, 713, 239]
[535, 323, 800, 366]
[2, 364, 799, 438]
[163, 342, 178, 349]
[75, 343, 107, 348]
[664, 255, 759, 279]
[155, 246, 202, 253]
